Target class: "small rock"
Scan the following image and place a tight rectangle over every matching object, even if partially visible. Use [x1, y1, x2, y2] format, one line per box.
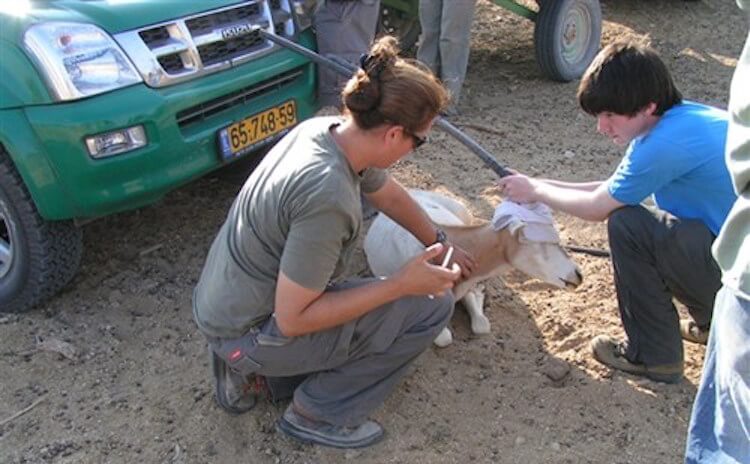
[515, 436, 526, 446]
[193, 389, 207, 402]
[204, 443, 218, 456]
[171, 444, 185, 464]
[542, 358, 571, 382]
[36, 336, 78, 362]
[551, 442, 561, 451]
[108, 289, 123, 304]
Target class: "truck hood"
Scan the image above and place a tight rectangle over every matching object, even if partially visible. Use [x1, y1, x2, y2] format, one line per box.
[4, 0, 247, 34]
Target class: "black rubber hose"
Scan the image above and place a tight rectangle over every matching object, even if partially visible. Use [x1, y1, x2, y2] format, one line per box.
[257, 29, 512, 178]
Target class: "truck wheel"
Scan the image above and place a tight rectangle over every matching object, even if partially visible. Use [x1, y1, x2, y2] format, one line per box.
[378, 3, 421, 51]
[534, 0, 602, 82]
[0, 154, 82, 313]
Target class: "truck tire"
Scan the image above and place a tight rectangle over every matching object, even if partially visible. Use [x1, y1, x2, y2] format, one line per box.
[378, 3, 421, 51]
[0, 153, 82, 313]
[534, 0, 602, 82]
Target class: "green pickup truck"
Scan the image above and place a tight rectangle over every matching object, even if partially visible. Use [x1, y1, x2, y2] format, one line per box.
[0, 0, 319, 312]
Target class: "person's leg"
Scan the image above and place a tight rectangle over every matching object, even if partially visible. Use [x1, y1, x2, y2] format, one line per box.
[292, 286, 454, 426]
[416, 0, 443, 74]
[657, 218, 720, 345]
[656, 219, 720, 330]
[605, 206, 719, 369]
[685, 287, 750, 463]
[314, 1, 380, 108]
[233, 278, 452, 424]
[607, 206, 683, 367]
[437, 0, 476, 110]
[209, 277, 452, 446]
[313, 3, 342, 107]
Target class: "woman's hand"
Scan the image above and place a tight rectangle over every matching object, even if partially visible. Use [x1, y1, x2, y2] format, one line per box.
[496, 173, 539, 204]
[434, 242, 475, 280]
[392, 243, 461, 297]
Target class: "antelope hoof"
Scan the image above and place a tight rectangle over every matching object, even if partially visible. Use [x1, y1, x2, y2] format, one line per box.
[434, 327, 453, 347]
[471, 315, 491, 335]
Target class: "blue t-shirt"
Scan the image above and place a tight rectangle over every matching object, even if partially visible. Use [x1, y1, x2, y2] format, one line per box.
[607, 101, 737, 235]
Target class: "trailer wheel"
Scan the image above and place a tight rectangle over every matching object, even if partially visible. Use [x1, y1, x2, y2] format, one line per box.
[377, 4, 421, 51]
[534, 0, 602, 82]
[0, 153, 82, 313]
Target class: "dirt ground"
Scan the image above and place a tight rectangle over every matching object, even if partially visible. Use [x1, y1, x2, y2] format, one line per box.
[1, 1, 747, 463]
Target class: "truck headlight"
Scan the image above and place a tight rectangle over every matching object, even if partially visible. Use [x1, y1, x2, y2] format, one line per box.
[24, 22, 142, 101]
[290, 0, 317, 30]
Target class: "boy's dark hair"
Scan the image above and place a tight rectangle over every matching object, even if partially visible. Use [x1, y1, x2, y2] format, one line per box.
[577, 41, 682, 117]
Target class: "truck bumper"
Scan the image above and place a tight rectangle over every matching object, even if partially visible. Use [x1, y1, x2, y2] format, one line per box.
[3, 35, 318, 220]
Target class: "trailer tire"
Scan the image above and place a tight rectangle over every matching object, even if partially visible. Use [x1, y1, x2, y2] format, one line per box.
[0, 153, 82, 313]
[534, 0, 602, 82]
[378, 3, 421, 51]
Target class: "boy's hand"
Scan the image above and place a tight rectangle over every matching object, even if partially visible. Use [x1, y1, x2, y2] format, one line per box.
[497, 173, 539, 204]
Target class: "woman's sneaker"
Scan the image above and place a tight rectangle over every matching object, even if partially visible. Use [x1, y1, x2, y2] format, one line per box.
[590, 335, 683, 384]
[276, 404, 384, 449]
[210, 350, 267, 414]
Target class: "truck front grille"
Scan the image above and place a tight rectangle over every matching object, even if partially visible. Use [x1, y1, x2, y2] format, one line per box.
[115, 1, 298, 88]
[198, 31, 265, 66]
[138, 26, 170, 44]
[176, 67, 304, 129]
[184, 4, 261, 35]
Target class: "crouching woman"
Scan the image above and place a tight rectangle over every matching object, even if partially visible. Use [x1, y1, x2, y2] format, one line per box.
[192, 36, 473, 449]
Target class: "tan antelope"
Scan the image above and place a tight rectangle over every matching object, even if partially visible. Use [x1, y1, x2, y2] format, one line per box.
[364, 189, 583, 347]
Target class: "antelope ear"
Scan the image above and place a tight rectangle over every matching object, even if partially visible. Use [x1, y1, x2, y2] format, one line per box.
[507, 220, 526, 239]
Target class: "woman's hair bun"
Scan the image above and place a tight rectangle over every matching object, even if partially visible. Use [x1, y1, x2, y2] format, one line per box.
[343, 36, 401, 113]
[342, 72, 380, 113]
[341, 34, 448, 131]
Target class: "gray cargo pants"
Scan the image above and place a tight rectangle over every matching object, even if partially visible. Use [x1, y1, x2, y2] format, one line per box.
[417, 0, 477, 108]
[210, 278, 453, 427]
[608, 206, 721, 367]
[313, 0, 381, 108]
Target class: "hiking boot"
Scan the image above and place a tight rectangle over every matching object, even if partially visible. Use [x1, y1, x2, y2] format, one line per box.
[590, 335, 683, 384]
[680, 319, 709, 345]
[276, 404, 384, 449]
[210, 349, 267, 414]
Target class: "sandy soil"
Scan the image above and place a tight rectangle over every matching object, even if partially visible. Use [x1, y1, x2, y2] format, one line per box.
[1, 1, 747, 463]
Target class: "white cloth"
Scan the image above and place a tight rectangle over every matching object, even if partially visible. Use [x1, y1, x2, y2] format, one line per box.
[491, 201, 560, 244]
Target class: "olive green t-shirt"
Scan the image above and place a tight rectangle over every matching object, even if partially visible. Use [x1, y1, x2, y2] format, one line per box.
[193, 116, 387, 338]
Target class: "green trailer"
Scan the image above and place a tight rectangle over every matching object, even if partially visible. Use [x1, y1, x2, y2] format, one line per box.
[378, 0, 602, 82]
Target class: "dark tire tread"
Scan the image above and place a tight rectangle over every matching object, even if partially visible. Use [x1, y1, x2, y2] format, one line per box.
[0, 151, 82, 313]
[534, 0, 602, 82]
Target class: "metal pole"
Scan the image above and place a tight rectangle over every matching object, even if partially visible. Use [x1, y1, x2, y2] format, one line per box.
[258, 29, 512, 178]
[432, 120, 511, 177]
